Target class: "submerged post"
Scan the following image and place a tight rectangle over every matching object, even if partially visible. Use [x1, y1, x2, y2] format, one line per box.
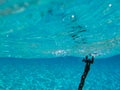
[78, 55, 94, 90]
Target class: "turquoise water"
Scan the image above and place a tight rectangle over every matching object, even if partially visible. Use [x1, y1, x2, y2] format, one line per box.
[0, 0, 120, 58]
[0, 0, 120, 90]
[0, 56, 120, 90]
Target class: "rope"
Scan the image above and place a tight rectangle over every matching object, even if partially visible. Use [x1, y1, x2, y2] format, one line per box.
[78, 56, 94, 90]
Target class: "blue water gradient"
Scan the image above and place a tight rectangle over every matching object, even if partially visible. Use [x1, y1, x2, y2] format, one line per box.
[0, 0, 120, 58]
[0, 0, 120, 89]
[0, 55, 120, 90]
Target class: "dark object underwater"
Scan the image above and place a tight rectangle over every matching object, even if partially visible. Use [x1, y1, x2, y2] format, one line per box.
[78, 55, 94, 90]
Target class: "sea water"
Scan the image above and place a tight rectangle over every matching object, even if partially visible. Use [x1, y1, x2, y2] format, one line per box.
[0, 56, 120, 90]
[0, 0, 120, 58]
[0, 0, 120, 90]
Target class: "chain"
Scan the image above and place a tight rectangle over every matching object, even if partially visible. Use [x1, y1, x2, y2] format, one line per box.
[78, 56, 94, 90]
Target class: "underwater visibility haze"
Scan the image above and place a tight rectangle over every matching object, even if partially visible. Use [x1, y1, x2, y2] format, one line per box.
[0, 0, 120, 90]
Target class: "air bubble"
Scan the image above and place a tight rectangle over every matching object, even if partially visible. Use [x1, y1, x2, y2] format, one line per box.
[108, 4, 112, 7]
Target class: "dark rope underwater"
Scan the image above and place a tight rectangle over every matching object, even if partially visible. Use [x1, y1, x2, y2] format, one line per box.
[78, 55, 94, 90]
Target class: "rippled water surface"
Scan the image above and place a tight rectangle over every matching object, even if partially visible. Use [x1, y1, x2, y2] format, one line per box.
[0, 0, 120, 89]
[0, 0, 120, 58]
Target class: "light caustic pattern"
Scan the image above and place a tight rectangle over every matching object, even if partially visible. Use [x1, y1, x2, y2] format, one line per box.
[0, 0, 120, 58]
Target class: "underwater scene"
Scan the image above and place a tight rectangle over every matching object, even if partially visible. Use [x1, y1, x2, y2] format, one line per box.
[0, 0, 120, 90]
